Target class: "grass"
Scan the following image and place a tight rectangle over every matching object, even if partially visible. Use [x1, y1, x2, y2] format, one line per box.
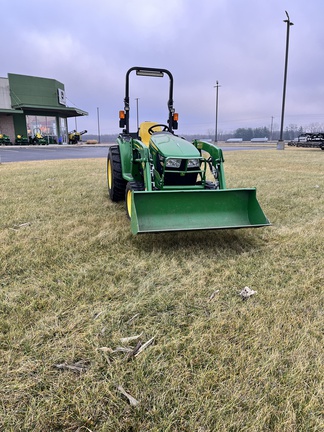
[0, 148, 323, 431]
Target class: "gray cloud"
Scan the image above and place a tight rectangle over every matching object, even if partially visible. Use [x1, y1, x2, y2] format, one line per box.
[2, 0, 324, 135]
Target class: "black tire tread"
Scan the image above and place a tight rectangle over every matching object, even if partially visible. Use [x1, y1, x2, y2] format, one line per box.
[125, 181, 145, 218]
[107, 146, 127, 202]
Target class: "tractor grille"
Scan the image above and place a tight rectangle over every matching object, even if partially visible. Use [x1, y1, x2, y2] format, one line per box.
[163, 160, 200, 186]
[163, 171, 198, 186]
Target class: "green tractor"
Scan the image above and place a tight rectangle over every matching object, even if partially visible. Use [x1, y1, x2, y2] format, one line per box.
[107, 67, 270, 234]
[15, 134, 29, 145]
[32, 129, 47, 145]
[68, 130, 87, 144]
[0, 133, 12, 145]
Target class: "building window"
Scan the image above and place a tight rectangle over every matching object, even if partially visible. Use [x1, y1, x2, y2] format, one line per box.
[26, 115, 58, 144]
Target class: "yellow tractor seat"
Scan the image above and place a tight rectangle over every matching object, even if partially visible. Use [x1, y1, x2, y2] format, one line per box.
[138, 121, 161, 146]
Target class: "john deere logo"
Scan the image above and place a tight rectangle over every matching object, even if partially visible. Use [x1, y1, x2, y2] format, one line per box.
[58, 88, 66, 105]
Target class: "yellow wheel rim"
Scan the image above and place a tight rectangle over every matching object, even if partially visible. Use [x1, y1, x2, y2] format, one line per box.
[126, 189, 132, 218]
[107, 159, 112, 189]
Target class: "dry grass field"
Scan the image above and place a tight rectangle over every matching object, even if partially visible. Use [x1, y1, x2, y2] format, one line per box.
[0, 148, 323, 431]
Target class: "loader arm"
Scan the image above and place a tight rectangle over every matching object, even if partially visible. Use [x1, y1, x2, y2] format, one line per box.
[131, 139, 154, 191]
[192, 140, 226, 189]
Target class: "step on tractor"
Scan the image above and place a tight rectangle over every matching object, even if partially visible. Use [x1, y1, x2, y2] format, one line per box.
[107, 67, 270, 234]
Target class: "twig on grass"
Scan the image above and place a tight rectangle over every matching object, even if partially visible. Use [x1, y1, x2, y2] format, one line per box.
[120, 333, 143, 343]
[99, 346, 133, 353]
[9, 222, 31, 231]
[116, 385, 140, 406]
[53, 360, 89, 373]
[98, 346, 113, 353]
[76, 427, 94, 432]
[134, 336, 155, 357]
[93, 311, 105, 320]
[208, 290, 220, 301]
[17, 222, 31, 228]
[127, 313, 140, 324]
[127, 336, 155, 361]
[100, 335, 155, 361]
[127, 340, 142, 361]
[114, 346, 134, 353]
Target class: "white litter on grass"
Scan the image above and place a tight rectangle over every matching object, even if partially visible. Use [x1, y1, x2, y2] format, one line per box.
[209, 289, 220, 301]
[239, 286, 257, 300]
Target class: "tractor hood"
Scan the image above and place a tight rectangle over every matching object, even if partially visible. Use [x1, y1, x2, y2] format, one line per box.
[150, 133, 200, 158]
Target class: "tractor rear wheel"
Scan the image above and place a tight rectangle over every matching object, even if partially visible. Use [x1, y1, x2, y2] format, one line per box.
[107, 146, 127, 201]
[125, 181, 145, 219]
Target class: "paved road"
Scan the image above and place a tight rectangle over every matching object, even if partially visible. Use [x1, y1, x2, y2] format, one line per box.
[0, 143, 273, 163]
[0, 144, 111, 163]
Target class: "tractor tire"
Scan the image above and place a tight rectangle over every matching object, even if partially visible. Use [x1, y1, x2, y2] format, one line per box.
[205, 181, 217, 189]
[107, 146, 127, 202]
[197, 180, 217, 189]
[125, 181, 145, 219]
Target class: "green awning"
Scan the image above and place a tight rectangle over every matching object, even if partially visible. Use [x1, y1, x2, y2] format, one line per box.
[11, 104, 88, 117]
[0, 108, 24, 114]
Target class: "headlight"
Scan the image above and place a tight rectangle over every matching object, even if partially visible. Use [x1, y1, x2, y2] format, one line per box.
[187, 159, 200, 168]
[166, 158, 182, 168]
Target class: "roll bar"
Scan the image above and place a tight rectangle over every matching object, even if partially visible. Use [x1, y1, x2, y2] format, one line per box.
[120, 66, 177, 134]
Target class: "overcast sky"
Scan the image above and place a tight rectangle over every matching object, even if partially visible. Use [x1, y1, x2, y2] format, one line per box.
[2, 0, 324, 136]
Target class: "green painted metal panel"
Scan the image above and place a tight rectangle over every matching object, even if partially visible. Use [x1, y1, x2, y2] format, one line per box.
[151, 134, 200, 158]
[13, 114, 27, 136]
[130, 189, 270, 234]
[8, 73, 64, 108]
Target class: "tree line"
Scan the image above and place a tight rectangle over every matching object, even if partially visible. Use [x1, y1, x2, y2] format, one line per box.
[223, 122, 324, 141]
[83, 122, 324, 143]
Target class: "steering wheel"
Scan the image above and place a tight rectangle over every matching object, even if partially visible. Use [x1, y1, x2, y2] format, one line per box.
[148, 124, 170, 135]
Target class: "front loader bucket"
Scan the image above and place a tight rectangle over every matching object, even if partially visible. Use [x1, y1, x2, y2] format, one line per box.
[130, 189, 270, 234]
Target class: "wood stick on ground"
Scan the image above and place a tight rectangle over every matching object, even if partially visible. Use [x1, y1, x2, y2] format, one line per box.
[120, 333, 143, 343]
[209, 290, 220, 301]
[127, 340, 142, 361]
[116, 385, 139, 406]
[134, 336, 155, 358]
[127, 313, 140, 324]
[53, 361, 88, 373]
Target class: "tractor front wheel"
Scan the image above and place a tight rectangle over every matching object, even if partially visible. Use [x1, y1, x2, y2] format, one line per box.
[125, 181, 145, 219]
[107, 146, 127, 201]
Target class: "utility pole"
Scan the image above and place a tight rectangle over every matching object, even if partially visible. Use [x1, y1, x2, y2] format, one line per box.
[214, 81, 220, 143]
[278, 11, 294, 150]
[270, 116, 274, 141]
[97, 107, 101, 143]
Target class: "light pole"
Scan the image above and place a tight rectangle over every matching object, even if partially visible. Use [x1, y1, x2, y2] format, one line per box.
[277, 11, 294, 150]
[135, 98, 139, 130]
[270, 116, 274, 141]
[214, 81, 220, 143]
[97, 107, 101, 143]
